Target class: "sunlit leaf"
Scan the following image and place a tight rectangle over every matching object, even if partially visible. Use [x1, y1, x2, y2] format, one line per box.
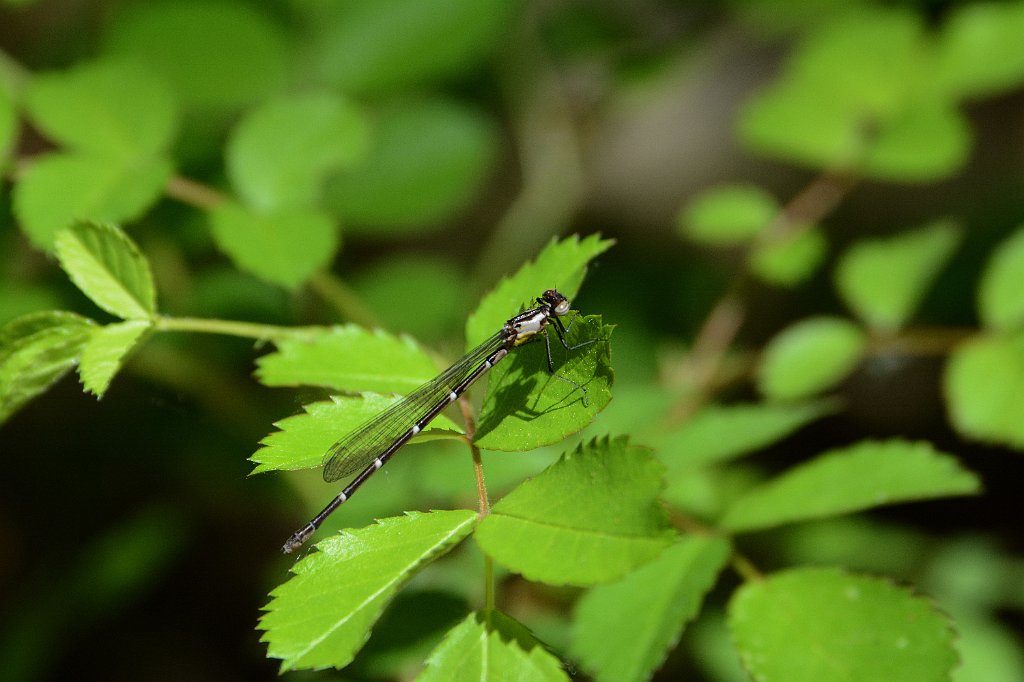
[54, 221, 156, 319]
[475, 437, 675, 586]
[934, 2, 1024, 99]
[679, 184, 778, 246]
[944, 331, 1024, 449]
[977, 227, 1024, 331]
[721, 439, 980, 532]
[757, 317, 866, 400]
[729, 567, 958, 682]
[749, 228, 828, 287]
[260, 510, 477, 672]
[78, 319, 150, 396]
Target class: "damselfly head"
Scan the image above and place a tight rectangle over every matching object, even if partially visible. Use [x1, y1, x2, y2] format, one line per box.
[542, 289, 571, 316]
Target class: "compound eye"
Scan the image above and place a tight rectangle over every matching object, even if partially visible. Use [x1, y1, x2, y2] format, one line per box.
[554, 299, 570, 315]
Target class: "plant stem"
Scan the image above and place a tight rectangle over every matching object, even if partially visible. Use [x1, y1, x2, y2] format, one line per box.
[154, 315, 318, 342]
[457, 395, 496, 618]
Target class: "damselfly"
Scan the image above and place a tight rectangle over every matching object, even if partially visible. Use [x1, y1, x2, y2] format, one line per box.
[282, 288, 596, 553]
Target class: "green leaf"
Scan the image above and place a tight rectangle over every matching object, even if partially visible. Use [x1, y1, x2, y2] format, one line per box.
[418, 612, 569, 682]
[474, 437, 675, 586]
[25, 59, 177, 161]
[14, 153, 173, 249]
[297, 0, 519, 94]
[678, 185, 778, 246]
[466, 234, 614, 348]
[721, 439, 980, 532]
[661, 400, 836, 470]
[260, 510, 477, 672]
[227, 92, 369, 212]
[78, 320, 150, 397]
[728, 567, 958, 682]
[255, 326, 440, 394]
[251, 394, 462, 474]
[757, 317, 866, 400]
[934, 2, 1024, 100]
[749, 228, 827, 287]
[0, 85, 16, 163]
[944, 331, 1024, 449]
[978, 227, 1024, 331]
[859, 100, 971, 182]
[570, 536, 731, 682]
[207, 202, 338, 289]
[326, 97, 498, 233]
[474, 315, 613, 450]
[54, 221, 157, 319]
[835, 221, 961, 331]
[103, 0, 287, 111]
[0, 311, 95, 423]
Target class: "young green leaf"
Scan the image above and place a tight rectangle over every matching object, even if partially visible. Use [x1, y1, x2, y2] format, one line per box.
[466, 233, 614, 348]
[570, 536, 731, 682]
[721, 439, 980, 533]
[474, 316, 613, 451]
[298, 0, 517, 94]
[749, 228, 827, 287]
[834, 221, 961, 331]
[103, 0, 287, 111]
[977, 227, 1024, 331]
[25, 59, 177, 161]
[0, 311, 95, 423]
[14, 153, 173, 249]
[251, 394, 462, 474]
[227, 92, 369, 212]
[474, 437, 675, 586]
[418, 612, 569, 682]
[54, 221, 157, 320]
[728, 567, 958, 682]
[660, 400, 836, 470]
[757, 316, 866, 400]
[326, 97, 498, 233]
[678, 185, 778, 246]
[260, 510, 477, 672]
[934, 2, 1024, 100]
[255, 326, 440, 393]
[207, 201, 338, 289]
[944, 331, 1024, 448]
[78, 319, 150, 397]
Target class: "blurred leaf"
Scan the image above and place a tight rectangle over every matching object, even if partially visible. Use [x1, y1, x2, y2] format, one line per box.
[14, 153, 173, 249]
[255, 326, 439, 394]
[935, 2, 1024, 100]
[679, 184, 778, 246]
[78, 319, 150, 397]
[859, 100, 971, 181]
[297, 0, 519, 94]
[749, 228, 828, 287]
[207, 201, 338, 289]
[326, 97, 498, 233]
[0, 86, 16, 162]
[227, 92, 370, 212]
[0, 282, 62, 327]
[0, 311, 95, 423]
[570, 536, 730, 682]
[757, 316, 866, 400]
[54, 220, 157, 319]
[475, 316, 613, 451]
[251, 394, 462, 473]
[978, 227, 1024, 331]
[728, 567, 958, 682]
[721, 439, 980, 532]
[353, 256, 468, 341]
[418, 612, 568, 682]
[835, 221, 961, 331]
[260, 510, 477, 672]
[950, 611, 1024, 682]
[466, 234, 613, 347]
[944, 331, 1024, 449]
[25, 59, 177, 161]
[475, 437, 675, 586]
[661, 400, 835, 470]
[103, 0, 287, 111]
